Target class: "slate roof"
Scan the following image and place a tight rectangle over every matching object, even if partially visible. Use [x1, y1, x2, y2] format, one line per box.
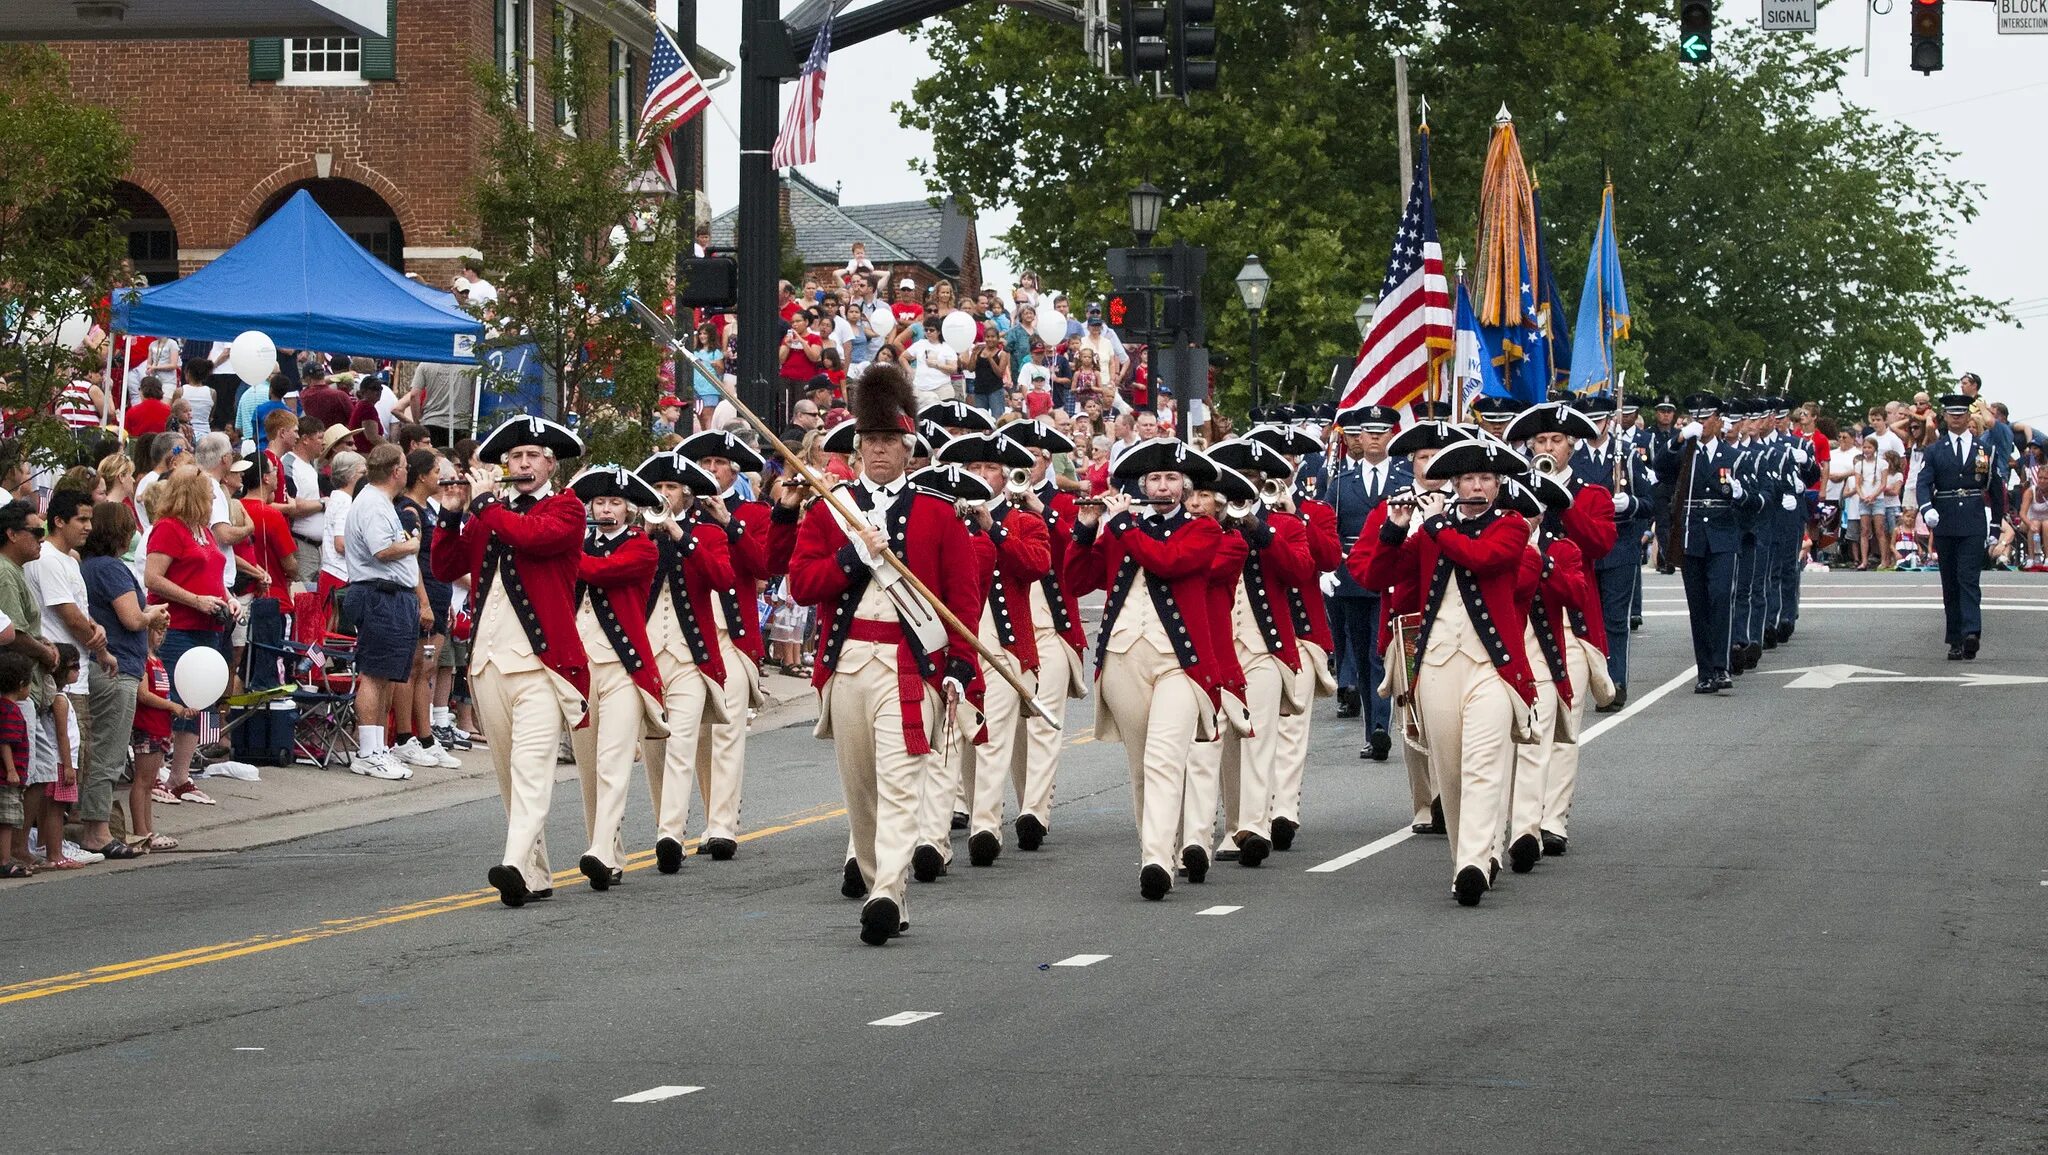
[707, 172, 972, 273]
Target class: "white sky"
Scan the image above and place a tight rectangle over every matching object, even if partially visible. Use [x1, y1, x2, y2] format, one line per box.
[668, 1, 2044, 425]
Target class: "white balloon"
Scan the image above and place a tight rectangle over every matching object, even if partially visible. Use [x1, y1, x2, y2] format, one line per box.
[54, 314, 92, 351]
[1034, 305, 1067, 347]
[173, 645, 230, 712]
[940, 310, 977, 355]
[228, 329, 278, 386]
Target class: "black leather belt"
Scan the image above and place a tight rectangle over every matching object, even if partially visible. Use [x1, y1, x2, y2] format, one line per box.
[294, 534, 322, 547]
[1932, 489, 1984, 499]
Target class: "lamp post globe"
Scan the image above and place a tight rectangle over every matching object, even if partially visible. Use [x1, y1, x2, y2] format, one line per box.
[1234, 255, 1272, 409]
[1128, 182, 1165, 246]
[1354, 295, 1374, 341]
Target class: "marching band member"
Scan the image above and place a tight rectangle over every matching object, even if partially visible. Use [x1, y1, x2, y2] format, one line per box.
[1499, 473, 1591, 871]
[933, 432, 1052, 867]
[1762, 397, 1821, 648]
[1349, 417, 1473, 834]
[1564, 395, 1653, 711]
[1009, 419, 1089, 851]
[432, 416, 589, 908]
[1469, 396, 1526, 443]
[632, 452, 736, 874]
[1728, 399, 1772, 674]
[1205, 441, 1313, 867]
[1655, 392, 1763, 693]
[1067, 438, 1225, 901]
[1322, 404, 1407, 761]
[786, 364, 982, 946]
[565, 465, 668, 892]
[676, 430, 803, 858]
[1918, 392, 1996, 660]
[1364, 438, 1538, 907]
[1175, 463, 1247, 880]
[1244, 421, 1337, 851]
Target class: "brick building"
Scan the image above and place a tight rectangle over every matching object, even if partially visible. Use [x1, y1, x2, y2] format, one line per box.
[59, 0, 726, 290]
[708, 171, 983, 303]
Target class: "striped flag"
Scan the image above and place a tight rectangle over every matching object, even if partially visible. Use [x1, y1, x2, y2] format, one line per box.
[640, 25, 711, 191]
[1339, 131, 1453, 410]
[770, 19, 831, 169]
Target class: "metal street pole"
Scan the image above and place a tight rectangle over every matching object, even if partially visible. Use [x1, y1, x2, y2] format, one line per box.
[735, 0, 785, 426]
[1249, 311, 1261, 410]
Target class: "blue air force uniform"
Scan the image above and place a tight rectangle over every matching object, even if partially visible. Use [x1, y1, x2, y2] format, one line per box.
[1655, 393, 1764, 690]
[1916, 395, 1996, 657]
[1321, 404, 1408, 748]
[1569, 431, 1654, 692]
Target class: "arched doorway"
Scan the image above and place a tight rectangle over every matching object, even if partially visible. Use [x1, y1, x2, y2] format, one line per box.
[113, 182, 178, 285]
[255, 178, 404, 272]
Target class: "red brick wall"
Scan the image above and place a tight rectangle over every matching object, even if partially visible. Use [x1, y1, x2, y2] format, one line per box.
[57, 0, 666, 289]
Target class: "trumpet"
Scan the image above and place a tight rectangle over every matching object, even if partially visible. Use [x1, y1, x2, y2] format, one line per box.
[1259, 477, 1290, 507]
[1006, 467, 1032, 497]
[1532, 452, 1560, 475]
[1224, 498, 1261, 522]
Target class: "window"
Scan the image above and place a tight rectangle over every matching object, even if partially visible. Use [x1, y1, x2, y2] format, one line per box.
[283, 36, 364, 85]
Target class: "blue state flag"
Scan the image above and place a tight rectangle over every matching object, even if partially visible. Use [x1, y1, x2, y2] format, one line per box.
[1532, 184, 1573, 392]
[1568, 182, 1632, 395]
[1453, 282, 1508, 417]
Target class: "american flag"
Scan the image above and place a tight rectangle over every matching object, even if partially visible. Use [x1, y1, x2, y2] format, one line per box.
[770, 19, 831, 169]
[639, 25, 711, 192]
[1339, 132, 1453, 410]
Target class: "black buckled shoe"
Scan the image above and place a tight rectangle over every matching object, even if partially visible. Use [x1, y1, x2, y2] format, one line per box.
[841, 856, 868, 899]
[654, 837, 684, 874]
[1140, 863, 1172, 901]
[1368, 728, 1392, 761]
[1015, 813, 1045, 851]
[487, 864, 531, 908]
[967, 831, 1001, 867]
[1271, 816, 1298, 851]
[1540, 830, 1568, 857]
[1181, 844, 1210, 884]
[911, 844, 946, 883]
[703, 837, 738, 861]
[1508, 833, 1540, 873]
[1453, 865, 1487, 907]
[578, 854, 619, 891]
[1237, 833, 1272, 868]
[859, 897, 899, 946]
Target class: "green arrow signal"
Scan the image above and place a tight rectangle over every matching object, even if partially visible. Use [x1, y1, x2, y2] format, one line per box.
[1680, 34, 1709, 61]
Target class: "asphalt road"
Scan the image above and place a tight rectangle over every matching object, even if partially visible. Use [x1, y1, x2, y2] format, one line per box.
[4, 573, 2044, 1152]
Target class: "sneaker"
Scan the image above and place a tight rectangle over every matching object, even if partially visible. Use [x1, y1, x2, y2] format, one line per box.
[391, 738, 437, 767]
[432, 725, 459, 750]
[418, 740, 462, 768]
[349, 751, 413, 781]
[62, 840, 104, 865]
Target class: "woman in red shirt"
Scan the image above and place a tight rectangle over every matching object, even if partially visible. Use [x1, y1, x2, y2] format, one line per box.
[777, 311, 825, 388]
[142, 466, 236, 804]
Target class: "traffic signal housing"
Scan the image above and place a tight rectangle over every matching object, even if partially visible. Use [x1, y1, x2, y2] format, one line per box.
[1677, 0, 1712, 65]
[1120, 1, 1168, 83]
[1172, 0, 1218, 98]
[1104, 289, 1154, 338]
[1911, 0, 1943, 74]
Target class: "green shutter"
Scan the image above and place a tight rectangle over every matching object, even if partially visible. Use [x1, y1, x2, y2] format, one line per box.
[493, 0, 505, 75]
[360, 0, 397, 81]
[249, 38, 283, 81]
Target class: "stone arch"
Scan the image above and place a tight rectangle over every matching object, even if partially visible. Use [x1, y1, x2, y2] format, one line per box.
[236, 158, 416, 255]
[250, 175, 410, 272]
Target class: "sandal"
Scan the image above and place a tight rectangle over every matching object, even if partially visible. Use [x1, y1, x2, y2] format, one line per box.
[91, 840, 140, 860]
[152, 784, 181, 805]
[142, 832, 178, 851]
[0, 862, 30, 879]
[170, 782, 217, 805]
[42, 857, 84, 870]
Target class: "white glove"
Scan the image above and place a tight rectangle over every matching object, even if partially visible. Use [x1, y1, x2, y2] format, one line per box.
[1923, 507, 1940, 529]
[1780, 494, 1797, 511]
[1793, 448, 1810, 466]
[1680, 421, 1703, 442]
[1612, 492, 1634, 516]
[1318, 571, 1340, 597]
[1729, 478, 1745, 501]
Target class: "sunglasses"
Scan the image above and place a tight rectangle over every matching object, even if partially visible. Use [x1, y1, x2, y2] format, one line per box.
[11, 525, 44, 539]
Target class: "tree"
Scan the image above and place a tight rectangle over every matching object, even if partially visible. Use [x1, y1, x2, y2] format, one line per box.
[470, 15, 682, 468]
[0, 45, 131, 468]
[903, 0, 2005, 420]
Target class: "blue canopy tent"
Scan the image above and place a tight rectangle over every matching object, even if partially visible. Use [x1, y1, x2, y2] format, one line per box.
[111, 189, 481, 365]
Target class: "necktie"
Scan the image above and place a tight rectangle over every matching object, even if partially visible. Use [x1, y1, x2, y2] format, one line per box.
[1366, 464, 1380, 501]
[512, 494, 538, 514]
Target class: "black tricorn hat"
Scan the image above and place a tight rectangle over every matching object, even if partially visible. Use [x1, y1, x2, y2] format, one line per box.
[1202, 461, 1258, 505]
[1112, 437, 1218, 485]
[675, 429, 765, 475]
[1205, 437, 1292, 479]
[1387, 420, 1474, 457]
[1425, 438, 1531, 480]
[633, 451, 719, 495]
[935, 431, 1033, 469]
[1502, 401, 1600, 443]
[908, 464, 994, 504]
[1499, 477, 1544, 518]
[478, 415, 583, 465]
[1001, 417, 1075, 454]
[918, 399, 996, 433]
[1243, 423, 1319, 457]
[1529, 470, 1573, 512]
[568, 464, 662, 508]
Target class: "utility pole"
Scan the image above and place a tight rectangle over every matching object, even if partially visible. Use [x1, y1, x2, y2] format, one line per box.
[1394, 53, 1412, 207]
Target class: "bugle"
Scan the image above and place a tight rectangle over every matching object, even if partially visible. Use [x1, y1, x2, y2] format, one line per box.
[1260, 477, 1290, 507]
[1006, 467, 1032, 496]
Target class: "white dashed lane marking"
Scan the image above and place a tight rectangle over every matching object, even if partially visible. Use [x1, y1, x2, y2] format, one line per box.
[1196, 905, 1241, 916]
[869, 1011, 943, 1026]
[1051, 954, 1110, 967]
[613, 1086, 704, 1104]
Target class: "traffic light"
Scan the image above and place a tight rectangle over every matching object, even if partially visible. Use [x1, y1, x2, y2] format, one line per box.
[678, 254, 738, 309]
[1120, 1, 1168, 84]
[1677, 0, 1712, 65]
[1911, 0, 1943, 74]
[1171, 0, 1218, 99]
[1105, 289, 1154, 337]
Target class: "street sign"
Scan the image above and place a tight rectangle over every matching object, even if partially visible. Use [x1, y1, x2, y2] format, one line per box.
[1999, 0, 2048, 33]
[1761, 0, 1817, 32]
[1768, 664, 2048, 689]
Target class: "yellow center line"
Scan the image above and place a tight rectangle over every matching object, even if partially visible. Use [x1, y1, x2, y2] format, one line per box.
[0, 806, 849, 1006]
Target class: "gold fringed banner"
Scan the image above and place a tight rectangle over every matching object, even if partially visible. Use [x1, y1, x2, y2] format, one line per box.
[1472, 106, 1538, 331]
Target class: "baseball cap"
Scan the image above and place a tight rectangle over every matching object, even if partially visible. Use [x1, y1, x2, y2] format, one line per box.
[898, 277, 917, 289]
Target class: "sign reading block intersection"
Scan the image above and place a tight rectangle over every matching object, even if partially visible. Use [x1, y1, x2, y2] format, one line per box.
[2000, 0, 2048, 33]
[1762, 0, 1817, 32]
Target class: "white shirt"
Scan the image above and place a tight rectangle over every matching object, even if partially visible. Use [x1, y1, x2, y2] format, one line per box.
[464, 277, 498, 305]
[1949, 432, 1974, 463]
[25, 541, 89, 694]
[907, 340, 957, 398]
[208, 475, 236, 589]
[288, 453, 324, 539]
[1874, 429, 1906, 461]
[321, 489, 354, 580]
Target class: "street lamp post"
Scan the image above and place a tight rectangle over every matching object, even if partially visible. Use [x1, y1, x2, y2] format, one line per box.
[1234, 254, 1270, 409]
[1354, 294, 1374, 342]
[1128, 182, 1165, 247]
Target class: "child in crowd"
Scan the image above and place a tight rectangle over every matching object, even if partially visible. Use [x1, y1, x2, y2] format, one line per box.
[653, 396, 684, 439]
[35, 646, 82, 865]
[0, 652, 29, 876]
[133, 620, 189, 845]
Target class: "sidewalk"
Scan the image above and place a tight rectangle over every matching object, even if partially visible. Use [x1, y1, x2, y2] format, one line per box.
[19, 667, 822, 879]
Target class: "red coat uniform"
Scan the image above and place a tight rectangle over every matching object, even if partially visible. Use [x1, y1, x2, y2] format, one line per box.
[1362, 508, 1538, 706]
[1235, 513, 1314, 671]
[1526, 535, 1589, 707]
[1558, 480, 1617, 653]
[982, 504, 1053, 671]
[576, 527, 665, 705]
[1204, 528, 1250, 700]
[1345, 494, 1420, 633]
[648, 519, 738, 686]
[1285, 498, 1340, 652]
[1032, 485, 1089, 658]
[787, 484, 983, 757]
[1066, 508, 1227, 697]
[432, 489, 590, 699]
[715, 496, 798, 666]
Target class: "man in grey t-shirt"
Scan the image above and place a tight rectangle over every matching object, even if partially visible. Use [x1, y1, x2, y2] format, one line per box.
[342, 444, 431, 781]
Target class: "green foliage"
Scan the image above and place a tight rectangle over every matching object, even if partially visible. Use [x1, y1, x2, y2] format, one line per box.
[0, 45, 132, 468]
[903, 0, 2004, 421]
[469, 18, 681, 470]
